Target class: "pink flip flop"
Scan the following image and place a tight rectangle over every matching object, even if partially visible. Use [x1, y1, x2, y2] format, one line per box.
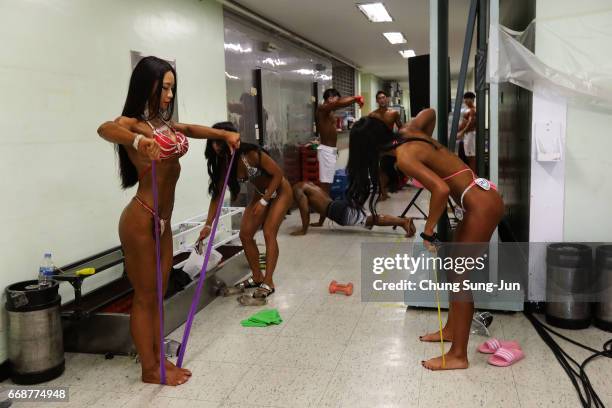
[488, 347, 525, 367]
[477, 338, 521, 354]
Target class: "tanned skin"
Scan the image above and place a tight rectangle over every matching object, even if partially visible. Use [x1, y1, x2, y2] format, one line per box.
[312, 93, 363, 225]
[458, 95, 477, 173]
[97, 71, 239, 386]
[290, 182, 415, 237]
[369, 91, 403, 200]
[385, 108, 504, 370]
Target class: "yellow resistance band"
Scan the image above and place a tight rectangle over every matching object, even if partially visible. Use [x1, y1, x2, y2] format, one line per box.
[433, 266, 446, 368]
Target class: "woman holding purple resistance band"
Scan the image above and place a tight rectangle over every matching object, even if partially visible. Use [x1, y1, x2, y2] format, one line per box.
[97, 56, 239, 385]
[200, 122, 293, 305]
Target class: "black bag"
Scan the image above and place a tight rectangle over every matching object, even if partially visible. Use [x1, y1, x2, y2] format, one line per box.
[164, 268, 192, 299]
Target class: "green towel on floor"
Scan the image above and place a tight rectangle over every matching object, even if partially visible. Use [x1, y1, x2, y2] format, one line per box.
[240, 309, 283, 327]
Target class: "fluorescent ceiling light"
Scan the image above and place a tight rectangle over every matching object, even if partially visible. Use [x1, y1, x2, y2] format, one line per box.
[262, 58, 287, 67]
[399, 49, 416, 58]
[293, 69, 331, 80]
[383, 32, 407, 44]
[292, 69, 315, 76]
[225, 71, 240, 80]
[224, 43, 252, 53]
[357, 2, 393, 22]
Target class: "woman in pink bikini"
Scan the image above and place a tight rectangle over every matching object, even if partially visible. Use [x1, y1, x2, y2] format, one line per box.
[97, 56, 239, 385]
[346, 108, 504, 371]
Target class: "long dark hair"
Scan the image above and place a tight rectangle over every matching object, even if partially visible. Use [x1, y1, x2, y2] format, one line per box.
[117, 56, 177, 188]
[205, 121, 261, 201]
[345, 117, 395, 218]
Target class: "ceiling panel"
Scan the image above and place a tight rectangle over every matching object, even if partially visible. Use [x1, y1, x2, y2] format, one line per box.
[232, 0, 474, 82]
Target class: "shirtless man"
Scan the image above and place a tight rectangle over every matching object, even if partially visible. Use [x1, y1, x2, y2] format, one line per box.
[457, 91, 477, 173]
[290, 181, 415, 237]
[369, 90, 402, 131]
[369, 90, 403, 201]
[312, 88, 364, 226]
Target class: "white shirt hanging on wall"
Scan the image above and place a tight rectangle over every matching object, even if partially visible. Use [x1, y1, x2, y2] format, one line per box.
[534, 121, 563, 162]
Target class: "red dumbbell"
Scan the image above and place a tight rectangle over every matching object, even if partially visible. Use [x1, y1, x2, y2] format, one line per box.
[355, 95, 364, 108]
[329, 280, 353, 296]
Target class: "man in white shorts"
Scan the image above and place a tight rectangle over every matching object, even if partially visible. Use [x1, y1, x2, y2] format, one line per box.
[458, 91, 477, 173]
[312, 88, 364, 226]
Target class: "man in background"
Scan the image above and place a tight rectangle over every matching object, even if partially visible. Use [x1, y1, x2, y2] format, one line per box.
[291, 181, 415, 237]
[369, 90, 403, 200]
[369, 90, 402, 131]
[312, 88, 363, 226]
[458, 91, 477, 173]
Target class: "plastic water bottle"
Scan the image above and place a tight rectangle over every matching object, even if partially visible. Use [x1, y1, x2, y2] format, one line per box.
[38, 252, 54, 288]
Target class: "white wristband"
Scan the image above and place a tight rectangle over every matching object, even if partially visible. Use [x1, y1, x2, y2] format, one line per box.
[259, 198, 269, 207]
[132, 134, 144, 151]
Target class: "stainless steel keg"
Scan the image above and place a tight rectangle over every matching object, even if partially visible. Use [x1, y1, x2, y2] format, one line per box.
[6, 280, 64, 384]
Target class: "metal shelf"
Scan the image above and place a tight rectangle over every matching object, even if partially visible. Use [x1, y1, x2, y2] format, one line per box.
[172, 207, 244, 256]
[181, 207, 244, 225]
[173, 230, 241, 269]
[55, 206, 245, 283]
[172, 207, 244, 240]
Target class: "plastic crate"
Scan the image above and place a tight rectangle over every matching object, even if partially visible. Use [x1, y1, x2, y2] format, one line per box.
[330, 169, 348, 200]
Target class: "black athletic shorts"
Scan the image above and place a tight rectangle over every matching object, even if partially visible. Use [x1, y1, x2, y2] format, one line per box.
[326, 200, 367, 227]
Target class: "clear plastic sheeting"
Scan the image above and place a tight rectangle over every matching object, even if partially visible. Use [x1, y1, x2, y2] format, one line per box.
[489, 9, 612, 112]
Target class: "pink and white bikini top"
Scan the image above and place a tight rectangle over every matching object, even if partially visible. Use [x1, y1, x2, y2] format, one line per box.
[145, 119, 189, 159]
[138, 119, 189, 180]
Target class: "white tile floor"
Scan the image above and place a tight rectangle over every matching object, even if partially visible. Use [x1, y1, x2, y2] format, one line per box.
[4, 188, 612, 407]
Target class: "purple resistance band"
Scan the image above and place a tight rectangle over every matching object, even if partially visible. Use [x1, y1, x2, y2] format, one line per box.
[176, 152, 236, 368]
[151, 161, 166, 384]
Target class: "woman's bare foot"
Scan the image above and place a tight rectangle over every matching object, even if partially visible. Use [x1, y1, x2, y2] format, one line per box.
[290, 229, 307, 236]
[164, 359, 191, 377]
[380, 193, 390, 201]
[310, 222, 324, 227]
[421, 353, 468, 371]
[402, 218, 416, 237]
[419, 328, 453, 342]
[142, 363, 191, 386]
